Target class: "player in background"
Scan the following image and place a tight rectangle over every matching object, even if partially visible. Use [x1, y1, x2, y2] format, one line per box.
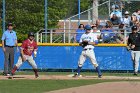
[73, 24, 102, 78]
[11, 32, 39, 78]
[127, 26, 140, 76]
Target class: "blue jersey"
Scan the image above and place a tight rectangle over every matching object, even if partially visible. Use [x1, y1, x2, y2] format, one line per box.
[76, 29, 85, 42]
[101, 29, 115, 40]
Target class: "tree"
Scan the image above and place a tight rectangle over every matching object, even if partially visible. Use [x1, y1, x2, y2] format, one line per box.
[0, 0, 71, 42]
[47, 0, 69, 28]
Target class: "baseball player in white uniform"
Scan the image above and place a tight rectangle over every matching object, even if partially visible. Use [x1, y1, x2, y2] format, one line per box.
[73, 24, 102, 78]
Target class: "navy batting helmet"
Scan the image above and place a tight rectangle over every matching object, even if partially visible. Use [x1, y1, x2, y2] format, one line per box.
[84, 25, 91, 30]
[131, 25, 137, 30]
[28, 32, 35, 37]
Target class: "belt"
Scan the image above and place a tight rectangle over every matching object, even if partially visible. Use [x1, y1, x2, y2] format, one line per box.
[83, 48, 92, 50]
[5, 45, 15, 48]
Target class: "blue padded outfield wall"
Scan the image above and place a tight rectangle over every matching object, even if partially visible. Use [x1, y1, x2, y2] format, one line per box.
[0, 46, 134, 70]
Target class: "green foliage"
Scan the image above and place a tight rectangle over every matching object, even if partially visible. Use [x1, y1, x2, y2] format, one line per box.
[0, 0, 70, 42]
[80, 0, 92, 11]
[48, 0, 68, 28]
[65, 0, 91, 17]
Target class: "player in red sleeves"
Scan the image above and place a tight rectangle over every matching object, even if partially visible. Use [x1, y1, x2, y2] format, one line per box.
[11, 32, 39, 78]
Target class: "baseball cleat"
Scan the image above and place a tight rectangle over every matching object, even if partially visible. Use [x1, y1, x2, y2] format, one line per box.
[98, 75, 102, 78]
[73, 73, 82, 77]
[133, 72, 138, 76]
[35, 74, 39, 78]
[8, 76, 13, 79]
[2, 72, 10, 76]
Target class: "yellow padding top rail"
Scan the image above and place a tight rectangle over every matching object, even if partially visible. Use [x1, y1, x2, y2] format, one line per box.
[0, 43, 127, 47]
[37, 43, 127, 46]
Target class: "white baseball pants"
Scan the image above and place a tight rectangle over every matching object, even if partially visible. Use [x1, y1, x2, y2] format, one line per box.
[78, 49, 98, 68]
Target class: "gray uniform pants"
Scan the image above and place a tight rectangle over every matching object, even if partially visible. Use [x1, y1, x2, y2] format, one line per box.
[131, 51, 140, 73]
[15, 55, 37, 69]
[4, 47, 15, 74]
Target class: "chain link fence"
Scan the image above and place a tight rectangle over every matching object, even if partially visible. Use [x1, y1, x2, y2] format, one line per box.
[35, 0, 140, 43]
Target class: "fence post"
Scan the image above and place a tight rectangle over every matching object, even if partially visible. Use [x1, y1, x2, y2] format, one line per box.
[78, 0, 80, 25]
[36, 32, 39, 43]
[68, 19, 71, 43]
[50, 29, 53, 43]
[124, 29, 127, 44]
[44, 0, 48, 43]
[64, 20, 66, 43]
[88, 7, 91, 25]
[109, 0, 110, 16]
[92, 0, 98, 24]
[40, 33, 42, 43]
[2, 0, 5, 33]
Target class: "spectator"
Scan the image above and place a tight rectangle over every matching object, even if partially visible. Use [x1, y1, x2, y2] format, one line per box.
[74, 24, 85, 43]
[110, 14, 121, 26]
[136, 22, 140, 32]
[111, 4, 116, 12]
[132, 9, 140, 21]
[100, 25, 116, 43]
[121, 11, 131, 27]
[110, 14, 121, 31]
[106, 20, 113, 28]
[97, 19, 106, 30]
[115, 24, 128, 44]
[91, 24, 101, 39]
[110, 5, 122, 19]
[131, 15, 139, 26]
[121, 11, 131, 32]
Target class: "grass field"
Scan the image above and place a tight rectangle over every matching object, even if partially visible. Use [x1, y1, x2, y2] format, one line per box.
[0, 79, 124, 93]
[0, 71, 140, 93]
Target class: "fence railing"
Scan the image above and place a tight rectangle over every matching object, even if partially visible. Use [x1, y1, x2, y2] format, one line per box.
[63, 0, 110, 34]
[35, 28, 131, 44]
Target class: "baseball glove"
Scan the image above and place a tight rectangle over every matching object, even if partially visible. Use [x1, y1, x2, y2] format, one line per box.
[126, 46, 131, 51]
[81, 41, 89, 47]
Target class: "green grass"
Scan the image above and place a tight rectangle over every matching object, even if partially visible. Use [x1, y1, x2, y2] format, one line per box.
[0, 79, 131, 93]
[0, 71, 140, 93]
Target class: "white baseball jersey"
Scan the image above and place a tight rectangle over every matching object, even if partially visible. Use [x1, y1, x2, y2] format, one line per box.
[79, 32, 98, 49]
